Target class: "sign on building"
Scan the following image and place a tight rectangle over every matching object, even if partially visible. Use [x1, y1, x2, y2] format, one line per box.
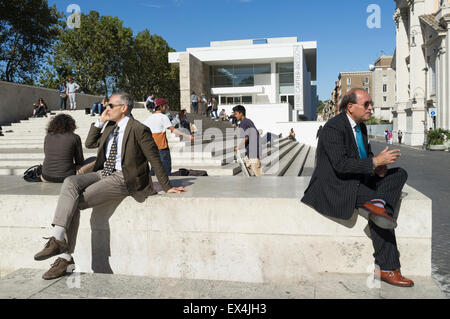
[294, 45, 304, 113]
[429, 108, 437, 117]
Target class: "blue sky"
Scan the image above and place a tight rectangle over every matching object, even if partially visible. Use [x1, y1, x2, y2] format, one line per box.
[48, 0, 397, 101]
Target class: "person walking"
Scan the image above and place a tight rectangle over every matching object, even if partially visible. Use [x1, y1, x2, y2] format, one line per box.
[143, 98, 194, 176]
[301, 89, 414, 288]
[191, 91, 198, 114]
[200, 93, 207, 116]
[398, 130, 403, 145]
[59, 82, 68, 110]
[67, 78, 80, 110]
[233, 105, 263, 177]
[384, 130, 389, 143]
[33, 92, 187, 280]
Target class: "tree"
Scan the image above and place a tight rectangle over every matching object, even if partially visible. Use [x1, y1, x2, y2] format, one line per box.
[0, 0, 60, 83]
[41, 11, 133, 95]
[119, 30, 180, 109]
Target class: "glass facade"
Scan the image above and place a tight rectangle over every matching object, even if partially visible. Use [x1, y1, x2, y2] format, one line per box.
[277, 62, 294, 94]
[220, 96, 253, 105]
[211, 64, 271, 88]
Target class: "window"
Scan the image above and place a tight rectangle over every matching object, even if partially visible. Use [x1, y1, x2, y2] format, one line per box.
[365, 77, 369, 84]
[383, 84, 388, 93]
[383, 96, 387, 102]
[277, 62, 294, 94]
[219, 96, 253, 105]
[211, 64, 270, 88]
[347, 78, 351, 85]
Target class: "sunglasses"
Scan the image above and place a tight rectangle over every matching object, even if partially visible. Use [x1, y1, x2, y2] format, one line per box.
[363, 101, 374, 108]
[107, 103, 125, 109]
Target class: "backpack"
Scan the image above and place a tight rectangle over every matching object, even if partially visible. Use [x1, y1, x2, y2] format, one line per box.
[23, 164, 43, 182]
[172, 168, 208, 176]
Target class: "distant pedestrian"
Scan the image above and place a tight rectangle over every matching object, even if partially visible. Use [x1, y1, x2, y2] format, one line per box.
[384, 130, 388, 143]
[233, 105, 263, 177]
[211, 97, 219, 119]
[200, 93, 207, 115]
[191, 91, 198, 114]
[398, 130, 403, 144]
[59, 82, 68, 110]
[289, 128, 297, 141]
[388, 131, 393, 145]
[67, 78, 80, 110]
[145, 94, 155, 112]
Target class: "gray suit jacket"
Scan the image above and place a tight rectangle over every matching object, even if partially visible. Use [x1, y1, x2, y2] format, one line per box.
[301, 112, 375, 220]
[85, 116, 172, 200]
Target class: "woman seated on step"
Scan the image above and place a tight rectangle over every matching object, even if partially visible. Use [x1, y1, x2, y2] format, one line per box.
[32, 98, 49, 118]
[41, 114, 96, 183]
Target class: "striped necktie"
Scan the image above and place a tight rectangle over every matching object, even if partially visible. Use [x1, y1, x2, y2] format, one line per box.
[355, 125, 367, 159]
[102, 126, 120, 177]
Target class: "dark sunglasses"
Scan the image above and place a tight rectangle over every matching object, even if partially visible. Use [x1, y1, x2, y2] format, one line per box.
[363, 101, 374, 108]
[107, 103, 124, 109]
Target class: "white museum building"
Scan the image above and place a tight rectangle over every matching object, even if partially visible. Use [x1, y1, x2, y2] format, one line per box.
[393, 0, 450, 146]
[168, 37, 320, 140]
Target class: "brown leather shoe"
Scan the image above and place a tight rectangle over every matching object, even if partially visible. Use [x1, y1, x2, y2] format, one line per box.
[34, 237, 69, 261]
[360, 202, 397, 230]
[42, 257, 75, 280]
[376, 270, 414, 287]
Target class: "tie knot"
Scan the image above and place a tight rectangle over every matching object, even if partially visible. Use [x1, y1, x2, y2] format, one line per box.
[355, 125, 361, 133]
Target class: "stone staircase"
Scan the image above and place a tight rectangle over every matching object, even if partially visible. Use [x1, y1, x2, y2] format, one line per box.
[0, 109, 316, 177]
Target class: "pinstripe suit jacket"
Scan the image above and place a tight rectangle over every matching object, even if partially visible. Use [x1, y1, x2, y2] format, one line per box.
[301, 112, 375, 220]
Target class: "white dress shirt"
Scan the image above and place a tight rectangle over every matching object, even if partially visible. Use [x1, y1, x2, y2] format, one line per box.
[95, 116, 131, 171]
[67, 82, 80, 94]
[346, 113, 358, 144]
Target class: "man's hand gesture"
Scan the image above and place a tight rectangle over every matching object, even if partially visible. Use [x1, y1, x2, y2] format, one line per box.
[373, 147, 401, 167]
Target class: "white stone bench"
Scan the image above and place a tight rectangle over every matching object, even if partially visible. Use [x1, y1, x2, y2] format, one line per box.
[0, 176, 431, 284]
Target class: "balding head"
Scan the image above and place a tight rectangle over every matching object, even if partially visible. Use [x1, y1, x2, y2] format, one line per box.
[339, 89, 367, 113]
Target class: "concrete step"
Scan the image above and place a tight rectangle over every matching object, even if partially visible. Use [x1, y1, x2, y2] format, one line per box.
[1, 268, 445, 299]
[301, 147, 317, 176]
[284, 145, 311, 177]
[261, 140, 298, 169]
[0, 177, 433, 284]
[265, 143, 303, 176]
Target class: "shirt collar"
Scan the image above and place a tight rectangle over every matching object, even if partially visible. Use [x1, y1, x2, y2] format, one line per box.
[116, 115, 131, 131]
[346, 113, 358, 130]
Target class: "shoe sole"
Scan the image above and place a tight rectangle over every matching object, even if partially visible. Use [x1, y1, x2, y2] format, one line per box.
[34, 247, 69, 261]
[359, 207, 397, 230]
[377, 277, 414, 288]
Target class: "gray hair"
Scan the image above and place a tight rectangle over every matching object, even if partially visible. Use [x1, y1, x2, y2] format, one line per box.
[115, 92, 134, 112]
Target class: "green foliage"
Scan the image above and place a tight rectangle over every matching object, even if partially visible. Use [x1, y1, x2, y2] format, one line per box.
[427, 128, 449, 146]
[317, 100, 325, 113]
[40, 11, 133, 95]
[39, 11, 180, 108]
[0, 0, 60, 83]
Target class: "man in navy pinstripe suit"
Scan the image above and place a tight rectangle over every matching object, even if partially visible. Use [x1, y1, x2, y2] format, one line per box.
[302, 89, 414, 287]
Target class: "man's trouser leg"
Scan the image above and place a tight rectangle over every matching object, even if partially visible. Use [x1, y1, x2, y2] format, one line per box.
[52, 171, 129, 254]
[69, 93, 76, 110]
[244, 156, 264, 177]
[355, 167, 408, 270]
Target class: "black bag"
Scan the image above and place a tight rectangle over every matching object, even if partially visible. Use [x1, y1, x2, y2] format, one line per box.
[172, 168, 208, 177]
[23, 164, 43, 182]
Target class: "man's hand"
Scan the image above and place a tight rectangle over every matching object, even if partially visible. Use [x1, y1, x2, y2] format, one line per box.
[99, 109, 109, 123]
[373, 147, 401, 167]
[167, 186, 187, 194]
[374, 165, 388, 178]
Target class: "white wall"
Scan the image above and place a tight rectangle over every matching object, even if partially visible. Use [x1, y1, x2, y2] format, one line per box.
[275, 122, 324, 147]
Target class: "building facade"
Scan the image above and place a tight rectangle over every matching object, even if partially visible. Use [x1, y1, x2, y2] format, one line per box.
[372, 56, 396, 122]
[168, 37, 318, 124]
[393, 0, 450, 146]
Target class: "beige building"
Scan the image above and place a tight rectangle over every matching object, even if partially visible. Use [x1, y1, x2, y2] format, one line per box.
[338, 71, 373, 98]
[371, 56, 396, 122]
[393, 0, 450, 146]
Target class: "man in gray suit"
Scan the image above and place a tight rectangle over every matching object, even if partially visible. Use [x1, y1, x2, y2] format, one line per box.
[34, 92, 186, 280]
[302, 89, 414, 287]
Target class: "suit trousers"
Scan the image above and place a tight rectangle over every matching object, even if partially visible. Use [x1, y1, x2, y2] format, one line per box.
[355, 167, 408, 270]
[52, 171, 130, 253]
